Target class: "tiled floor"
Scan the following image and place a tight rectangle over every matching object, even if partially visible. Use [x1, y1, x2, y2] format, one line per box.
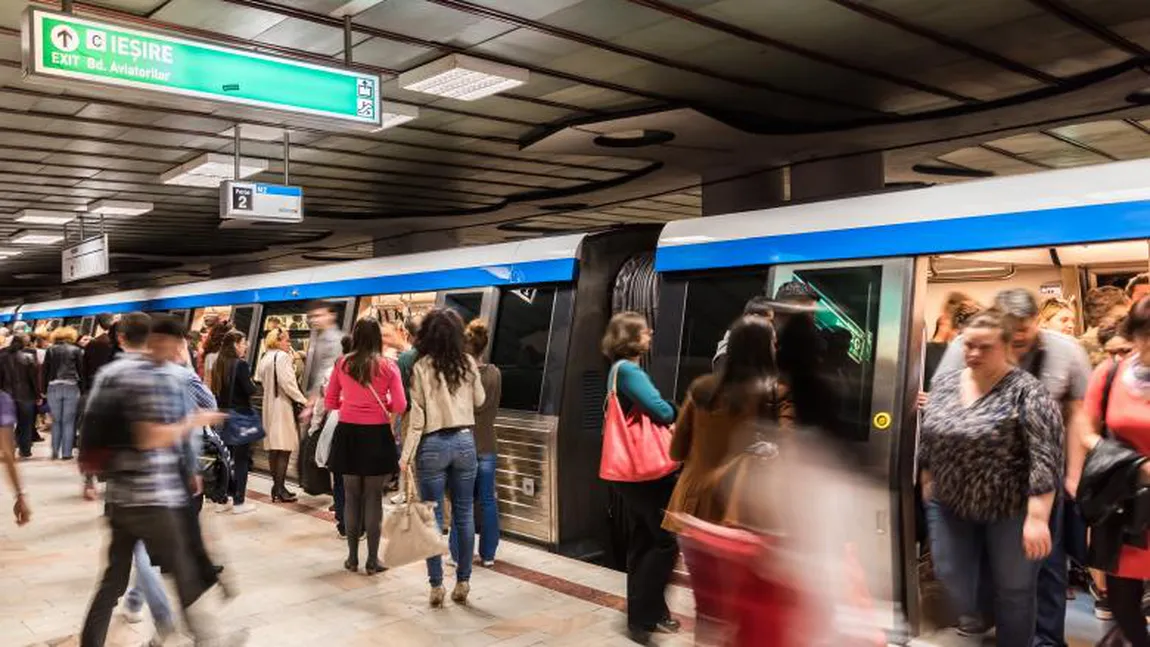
[3, 455, 695, 647]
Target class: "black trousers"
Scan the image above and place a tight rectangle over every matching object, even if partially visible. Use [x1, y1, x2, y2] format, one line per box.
[1107, 574, 1150, 647]
[81, 505, 211, 647]
[613, 474, 679, 629]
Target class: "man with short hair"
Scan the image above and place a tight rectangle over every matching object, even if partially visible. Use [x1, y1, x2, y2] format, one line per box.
[79, 313, 240, 647]
[712, 295, 775, 372]
[933, 288, 1092, 646]
[304, 300, 341, 400]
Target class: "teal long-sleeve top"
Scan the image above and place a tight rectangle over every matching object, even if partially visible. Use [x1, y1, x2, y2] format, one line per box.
[611, 360, 676, 425]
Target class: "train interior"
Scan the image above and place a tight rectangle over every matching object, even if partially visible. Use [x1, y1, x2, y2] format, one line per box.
[912, 239, 1150, 641]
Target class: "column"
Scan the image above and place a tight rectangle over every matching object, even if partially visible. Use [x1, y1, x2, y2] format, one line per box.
[789, 152, 885, 202]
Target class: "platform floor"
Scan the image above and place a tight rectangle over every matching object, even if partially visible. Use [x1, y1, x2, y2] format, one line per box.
[2, 452, 697, 647]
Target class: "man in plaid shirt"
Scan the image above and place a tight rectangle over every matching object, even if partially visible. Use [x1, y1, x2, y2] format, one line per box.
[80, 313, 242, 647]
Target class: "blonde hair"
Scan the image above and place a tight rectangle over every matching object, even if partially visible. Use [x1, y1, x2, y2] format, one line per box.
[50, 326, 78, 344]
[263, 327, 286, 351]
[965, 308, 1020, 345]
[464, 319, 490, 357]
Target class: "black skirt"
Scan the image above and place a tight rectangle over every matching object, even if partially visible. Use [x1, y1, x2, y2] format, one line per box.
[327, 421, 397, 477]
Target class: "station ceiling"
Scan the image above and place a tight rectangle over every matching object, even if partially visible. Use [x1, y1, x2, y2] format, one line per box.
[1, 0, 1149, 300]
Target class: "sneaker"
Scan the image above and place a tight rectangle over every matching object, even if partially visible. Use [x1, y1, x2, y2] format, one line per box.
[123, 606, 144, 624]
[231, 503, 256, 515]
[481, 560, 495, 568]
[215, 503, 233, 513]
[1095, 596, 1114, 621]
[655, 617, 681, 634]
[956, 618, 992, 638]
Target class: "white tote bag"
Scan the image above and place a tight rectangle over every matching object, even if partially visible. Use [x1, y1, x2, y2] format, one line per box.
[313, 410, 339, 469]
[382, 471, 448, 568]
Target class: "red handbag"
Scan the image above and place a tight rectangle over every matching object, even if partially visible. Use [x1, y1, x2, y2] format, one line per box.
[599, 361, 678, 482]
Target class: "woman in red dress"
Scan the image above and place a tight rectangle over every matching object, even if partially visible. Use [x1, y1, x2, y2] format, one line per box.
[1077, 296, 1150, 646]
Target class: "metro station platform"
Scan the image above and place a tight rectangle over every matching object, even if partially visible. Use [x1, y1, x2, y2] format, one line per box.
[2, 451, 695, 647]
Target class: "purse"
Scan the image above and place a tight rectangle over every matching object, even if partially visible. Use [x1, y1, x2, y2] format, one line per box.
[220, 363, 266, 446]
[382, 469, 448, 568]
[599, 360, 678, 482]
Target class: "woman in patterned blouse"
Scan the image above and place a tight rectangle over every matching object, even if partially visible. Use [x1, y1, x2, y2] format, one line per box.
[920, 308, 1064, 646]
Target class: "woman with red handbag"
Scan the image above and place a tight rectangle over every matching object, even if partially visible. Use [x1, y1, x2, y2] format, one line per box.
[599, 312, 681, 644]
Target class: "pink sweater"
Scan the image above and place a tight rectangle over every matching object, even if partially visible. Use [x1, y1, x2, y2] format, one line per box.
[324, 356, 406, 425]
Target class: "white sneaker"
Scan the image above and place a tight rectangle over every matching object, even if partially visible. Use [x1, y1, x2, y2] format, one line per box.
[231, 503, 256, 515]
[123, 606, 144, 624]
[215, 503, 233, 514]
[482, 560, 495, 568]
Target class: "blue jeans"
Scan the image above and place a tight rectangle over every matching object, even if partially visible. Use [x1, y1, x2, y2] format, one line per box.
[416, 429, 477, 587]
[123, 541, 173, 628]
[47, 382, 79, 459]
[926, 500, 1041, 647]
[1035, 493, 1067, 647]
[450, 452, 499, 564]
[227, 443, 251, 505]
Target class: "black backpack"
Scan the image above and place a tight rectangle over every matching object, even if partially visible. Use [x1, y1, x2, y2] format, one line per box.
[77, 376, 130, 477]
[199, 427, 234, 504]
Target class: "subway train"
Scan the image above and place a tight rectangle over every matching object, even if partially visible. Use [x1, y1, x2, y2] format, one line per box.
[11, 158, 1150, 637]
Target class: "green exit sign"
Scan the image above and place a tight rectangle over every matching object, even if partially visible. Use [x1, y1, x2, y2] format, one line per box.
[21, 8, 381, 128]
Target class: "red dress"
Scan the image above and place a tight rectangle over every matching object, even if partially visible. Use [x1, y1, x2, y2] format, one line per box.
[1084, 358, 1150, 579]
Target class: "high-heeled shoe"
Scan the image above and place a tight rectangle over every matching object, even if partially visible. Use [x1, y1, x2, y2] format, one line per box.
[451, 581, 470, 605]
[344, 557, 358, 573]
[272, 488, 298, 503]
[429, 585, 446, 608]
[365, 560, 385, 575]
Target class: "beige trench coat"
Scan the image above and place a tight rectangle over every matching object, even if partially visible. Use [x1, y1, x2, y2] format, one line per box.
[255, 349, 308, 452]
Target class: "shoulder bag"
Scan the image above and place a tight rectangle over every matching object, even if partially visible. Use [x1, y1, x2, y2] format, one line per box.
[220, 362, 266, 446]
[382, 469, 448, 567]
[599, 360, 678, 482]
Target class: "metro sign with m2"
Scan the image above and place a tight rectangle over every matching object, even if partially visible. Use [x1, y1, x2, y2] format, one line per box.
[22, 8, 381, 127]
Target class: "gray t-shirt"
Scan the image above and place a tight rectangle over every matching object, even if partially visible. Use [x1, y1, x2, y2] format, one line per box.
[307, 326, 343, 395]
[931, 329, 1091, 406]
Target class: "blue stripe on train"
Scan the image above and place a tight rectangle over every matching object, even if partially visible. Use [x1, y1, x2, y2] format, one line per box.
[656, 199, 1150, 272]
[19, 258, 576, 320]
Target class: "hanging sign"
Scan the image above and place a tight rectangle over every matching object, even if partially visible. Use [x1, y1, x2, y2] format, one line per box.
[22, 8, 381, 127]
[61, 234, 109, 283]
[220, 181, 304, 223]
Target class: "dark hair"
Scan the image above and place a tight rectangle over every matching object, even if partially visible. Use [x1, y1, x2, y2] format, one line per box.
[1099, 317, 1125, 347]
[119, 312, 151, 346]
[464, 319, 490, 357]
[404, 316, 421, 341]
[600, 311, 648, 361]
[340, 335, 352, 355]
[211, 331, 247, 397]
[346, 318, 386, 387]
[150, 314, 186, 339]
[1084, 286, 1129, 329]
[695, 316, 780, 416]
[203, 320, 232, 355]
[1123, 296, 1150, 340]
[96, 313, 115, 331]
[951, 300, 981, 331]
[1127, 273, 1149, 299]
[415, 309, 471, 393]
[307, 300, 337, 315]
[8, 334, 26, 352]
[742, 296, 773, 319]
[994, 288, 1039, 320]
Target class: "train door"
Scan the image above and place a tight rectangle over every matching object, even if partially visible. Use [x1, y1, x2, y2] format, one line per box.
[230, 304, 264, 364]
[766, 257, 915, 634]
[300, 296, 355, 393]
[437, 288, 499, 342]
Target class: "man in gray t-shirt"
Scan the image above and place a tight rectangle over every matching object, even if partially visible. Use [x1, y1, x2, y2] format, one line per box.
[930, 288, 1091, 646]
[305, 301, 342, 398]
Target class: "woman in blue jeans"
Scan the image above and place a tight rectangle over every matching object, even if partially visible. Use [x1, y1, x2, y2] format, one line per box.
[400, 309, 485, 607]
[920, 309, 1064, 645]
[42, 327, 84, 460]
[449, 320, 502, 567]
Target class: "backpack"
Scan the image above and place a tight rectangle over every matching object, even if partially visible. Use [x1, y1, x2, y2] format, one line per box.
[199, 427, 234, 505]
[77, 376, 130, 477]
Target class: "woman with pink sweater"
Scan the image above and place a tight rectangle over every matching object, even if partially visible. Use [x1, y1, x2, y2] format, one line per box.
[325, 318, 406, 575]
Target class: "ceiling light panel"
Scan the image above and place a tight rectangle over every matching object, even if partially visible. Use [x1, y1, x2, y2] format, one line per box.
[376, 101, 420, 130]
[10, 230, 64, 245]
[88, 200, 154, 216]
[399, 54, 528, 101]
[14, 209, 78, 225]
[161, 153, 268, 188]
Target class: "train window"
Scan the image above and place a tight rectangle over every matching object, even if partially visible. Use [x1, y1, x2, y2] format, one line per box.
[782, 265, 883, 443]
[490, 286, 556, 411]
[444, 292, 484, 323]
[676, 271, 769, 401]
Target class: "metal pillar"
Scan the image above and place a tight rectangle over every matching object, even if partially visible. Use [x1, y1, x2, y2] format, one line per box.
[344, 17, 353, 64]
[233, 123, 241, 180]
[283, 131, 290, 185]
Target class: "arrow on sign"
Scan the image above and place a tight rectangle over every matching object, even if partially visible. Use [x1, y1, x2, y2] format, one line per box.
[51, 25, 79, 52]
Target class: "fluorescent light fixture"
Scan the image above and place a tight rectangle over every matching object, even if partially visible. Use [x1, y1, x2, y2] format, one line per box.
[375, 101, 420, 131]
[328, 0, 387, 18]
[220, 124, 287, 141]
[88, 200, 154, 217]
[10, 229, 64, 245]
[161, 153, 267, 188]
[14, 209, 77, 225]
[399, 54, 528, 101]
[0, 248, 22, 258]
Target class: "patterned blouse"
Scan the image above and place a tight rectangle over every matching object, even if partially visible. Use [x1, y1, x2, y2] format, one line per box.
[920, 368, 1064, 522]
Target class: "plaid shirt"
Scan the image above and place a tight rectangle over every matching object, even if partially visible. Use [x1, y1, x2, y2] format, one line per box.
[94, 353, 193, 509]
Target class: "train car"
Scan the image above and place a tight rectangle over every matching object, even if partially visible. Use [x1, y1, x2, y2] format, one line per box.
[651, 157, 1150, 638]
[0, 306, 15, 326]
[13, 227, 660, 559]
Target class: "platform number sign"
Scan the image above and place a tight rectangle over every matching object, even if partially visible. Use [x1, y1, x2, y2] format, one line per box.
[231, 185, 253, 211]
